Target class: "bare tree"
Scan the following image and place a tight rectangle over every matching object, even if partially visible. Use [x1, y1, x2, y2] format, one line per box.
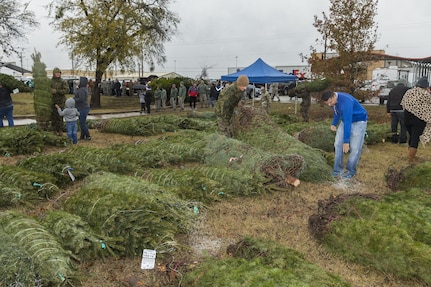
[200, 64, 214, 79]
[0, 0, 39, 56]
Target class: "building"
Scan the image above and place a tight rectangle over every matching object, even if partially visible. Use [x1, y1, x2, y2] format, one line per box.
[313, 49, 431, 84]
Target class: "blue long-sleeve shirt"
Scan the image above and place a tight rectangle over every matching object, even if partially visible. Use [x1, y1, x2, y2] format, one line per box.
[332, 92, 368, 143]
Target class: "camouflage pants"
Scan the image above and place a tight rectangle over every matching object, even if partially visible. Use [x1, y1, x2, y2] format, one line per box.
[215, 97, 240, 138]
[300, 105, 310, 122]
[51, 96, 65, 132]
[199, 93, 208, 108]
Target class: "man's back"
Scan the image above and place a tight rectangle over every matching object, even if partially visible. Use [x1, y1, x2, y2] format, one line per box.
[387, 84, 409, 111]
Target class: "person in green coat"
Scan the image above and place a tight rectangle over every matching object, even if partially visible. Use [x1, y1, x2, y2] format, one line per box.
[50, 67, 70, 135]
[154, 86, 162, 112]
[170, 83, 179, 111]
[161, 87, 167, 111]
[178, 82, 187, 111]
[215, 75, 249, 137]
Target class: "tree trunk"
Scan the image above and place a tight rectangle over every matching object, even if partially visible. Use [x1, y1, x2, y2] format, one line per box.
[90, 70, 104, 109]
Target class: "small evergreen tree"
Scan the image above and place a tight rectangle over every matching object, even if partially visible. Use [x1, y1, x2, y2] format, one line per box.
[31, 50, 52, 130]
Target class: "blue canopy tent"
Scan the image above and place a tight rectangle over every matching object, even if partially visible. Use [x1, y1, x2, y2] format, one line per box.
[220, 58, 298, 83]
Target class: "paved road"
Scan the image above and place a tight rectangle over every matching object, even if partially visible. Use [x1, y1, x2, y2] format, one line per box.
[6, 112, 144, 127]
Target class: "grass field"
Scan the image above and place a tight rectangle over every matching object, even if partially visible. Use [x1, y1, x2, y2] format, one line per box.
[6, 92, 431, 286]
[12, 92, 387, 122]
[12, 93, 141, 116]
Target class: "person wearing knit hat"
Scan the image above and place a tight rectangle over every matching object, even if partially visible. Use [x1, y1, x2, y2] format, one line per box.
[260, 85, 271, 114]
[401, 76, 431, 163]
[415, 76, 430, 88]
[215, 75, 249, 137]
[236, 75, 249, 87]
[50, 67, 70, 135]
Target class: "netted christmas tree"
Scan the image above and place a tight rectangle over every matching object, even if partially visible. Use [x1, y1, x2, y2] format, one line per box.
[230, 104, 333, 182]
[31, 50, 52, 130]
[0, 211, 78, 286]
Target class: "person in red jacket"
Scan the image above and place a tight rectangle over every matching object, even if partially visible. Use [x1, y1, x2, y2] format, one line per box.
[188, 82, 198, 110]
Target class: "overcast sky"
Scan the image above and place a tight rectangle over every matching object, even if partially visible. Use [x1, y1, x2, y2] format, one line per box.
[6, 0, 431, 79]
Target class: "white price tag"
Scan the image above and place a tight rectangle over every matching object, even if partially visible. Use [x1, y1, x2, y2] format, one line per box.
[141, 249, 156, 270]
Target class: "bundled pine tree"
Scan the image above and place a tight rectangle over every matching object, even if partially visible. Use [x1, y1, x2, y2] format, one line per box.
[0, 229, 38, 286]
[0, 165, 58, 203]
[43, 210, 122, 260]
[138, 165, 265, 204]
[231, 105, 333, 182]
[0, 211, 77, 286]
[31, 50, 52, 130]
[64, 173, 195, 256]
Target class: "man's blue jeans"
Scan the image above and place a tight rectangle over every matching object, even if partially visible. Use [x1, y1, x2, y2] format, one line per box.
[0, 104, 14, 127]
[333, 121, 367, 177]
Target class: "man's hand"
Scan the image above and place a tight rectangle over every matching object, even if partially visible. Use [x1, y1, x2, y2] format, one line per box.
[330, 125, 337, 132]
[343, 143, 350, 153]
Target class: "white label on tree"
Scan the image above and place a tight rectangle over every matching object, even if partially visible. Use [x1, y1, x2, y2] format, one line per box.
[141, 249, 156, 269]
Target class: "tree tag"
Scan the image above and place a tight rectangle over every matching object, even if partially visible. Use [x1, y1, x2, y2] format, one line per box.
[141, 249, 157, 269]
[67, 168, 75, 181]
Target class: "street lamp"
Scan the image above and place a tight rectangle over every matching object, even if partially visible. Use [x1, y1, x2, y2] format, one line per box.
[235, 56, 238, 71]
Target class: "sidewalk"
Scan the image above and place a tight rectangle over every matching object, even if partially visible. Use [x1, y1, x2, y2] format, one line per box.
[5, 96, 298, 126]
[5, 112, 142, 127]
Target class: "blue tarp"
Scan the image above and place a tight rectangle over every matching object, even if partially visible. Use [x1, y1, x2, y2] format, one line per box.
[220, 58, 297, 83]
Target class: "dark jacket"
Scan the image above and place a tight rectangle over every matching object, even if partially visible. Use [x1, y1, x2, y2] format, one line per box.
[144, 89, 152, 104]
[210, 84, 218, 99]
[0, 86, 13, 108]
[387, 84, 409, 112]
[74, 77, 89, 110]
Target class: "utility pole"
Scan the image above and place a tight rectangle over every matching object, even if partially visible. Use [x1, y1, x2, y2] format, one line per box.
[19, 49, 24, 75]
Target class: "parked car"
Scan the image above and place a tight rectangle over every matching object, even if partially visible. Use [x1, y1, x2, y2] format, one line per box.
[245, 84, 261, 99]
[278, 81, 296, 96]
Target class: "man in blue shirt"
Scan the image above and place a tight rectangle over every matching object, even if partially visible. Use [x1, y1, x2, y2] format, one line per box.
[321, 91, 368, 179]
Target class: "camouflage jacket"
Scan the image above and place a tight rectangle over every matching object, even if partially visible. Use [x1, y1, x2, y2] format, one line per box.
[215, 82, 244, 119]
[51, 77, 69, 98]
[178, 86, 187, 98]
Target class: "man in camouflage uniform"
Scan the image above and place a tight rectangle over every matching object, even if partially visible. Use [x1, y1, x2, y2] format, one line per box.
[297, 85, 311, 122]
[50, 67, 70, 135]
[161, 87, 167, 111]
[178, 81, 187, 111]
[260, 86, 271, 114]
[170, 83, 178, 111]
[271, 82, 280, 102]
[215, 75, 249, 137]
[154, 86, 162, 112]
[197, 80, 208, 108]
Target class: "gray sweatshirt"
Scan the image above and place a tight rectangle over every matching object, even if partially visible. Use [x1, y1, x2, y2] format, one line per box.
[57, 98, 80, 122]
